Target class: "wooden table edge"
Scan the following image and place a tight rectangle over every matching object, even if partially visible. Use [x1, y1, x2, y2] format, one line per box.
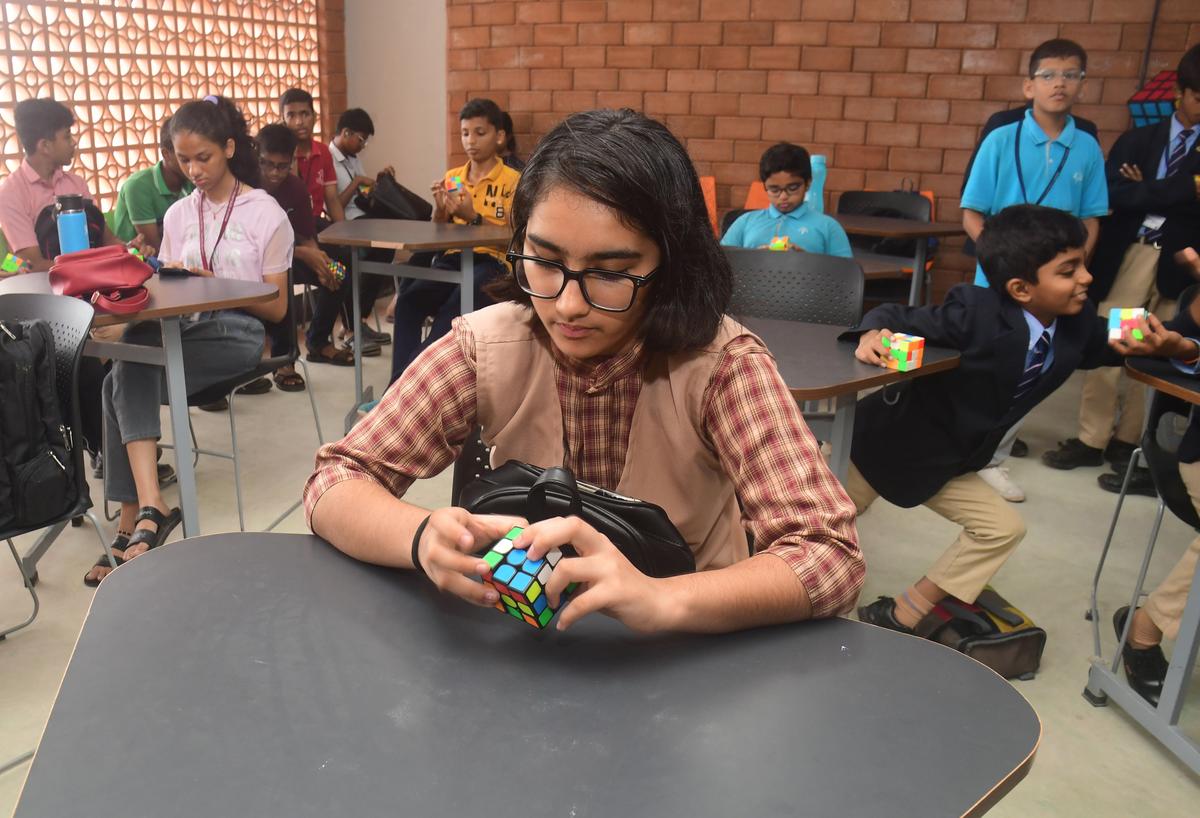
[787, 353, 959, 400]
[317, 227, 511, 252]
[90, 286, 276, 327]
[1124, 361, 1200, 405]
[961, 733, 1041, 818]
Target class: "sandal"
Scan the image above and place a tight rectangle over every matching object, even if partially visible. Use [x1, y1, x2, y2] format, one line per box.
[125, 506, 182, 556]
[83, 533, 130, 587]
[273, 369, 306, 392]
[306, 345, 355, 366]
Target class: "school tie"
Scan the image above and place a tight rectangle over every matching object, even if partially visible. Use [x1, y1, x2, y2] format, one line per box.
[1014, 330, 1051, 403]
[1143, 128, 1195, 245]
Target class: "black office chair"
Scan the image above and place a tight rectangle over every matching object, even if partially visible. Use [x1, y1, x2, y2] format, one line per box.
[720, 208, 750, 238]
[723, 247, 864, 326]
[836, 190, 933, 305]
[0, 294, 114, 640]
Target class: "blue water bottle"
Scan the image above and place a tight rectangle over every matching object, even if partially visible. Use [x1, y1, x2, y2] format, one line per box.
[806, 154, 827, 213]
[55, 194, 89, 254]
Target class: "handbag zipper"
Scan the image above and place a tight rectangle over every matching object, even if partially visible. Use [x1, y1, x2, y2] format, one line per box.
[48, 450, 67, 472]
[0, 321, 15, 340]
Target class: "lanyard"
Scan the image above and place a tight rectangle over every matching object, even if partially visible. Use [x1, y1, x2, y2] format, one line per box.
[1015, 118, 1071, 206]
[198, 180, 240, 273]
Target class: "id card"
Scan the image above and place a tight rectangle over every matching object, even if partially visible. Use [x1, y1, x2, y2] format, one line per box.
[1141, 214, 1166, 232]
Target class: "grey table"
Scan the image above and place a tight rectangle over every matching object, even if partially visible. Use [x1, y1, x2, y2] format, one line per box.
[1083, 356, 1200, 774]
[13, 533, 1039, 817]
[317, 219, 511, 432]
[0, 273, 275, 543]
[834, 213, 966, 306]
[741, 317, 960, 483]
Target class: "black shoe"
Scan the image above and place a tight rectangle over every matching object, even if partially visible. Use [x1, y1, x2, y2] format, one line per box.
[1041, 438, 1104, 470]
[357, 322, 391, 345]
[857, 596, 914, 635]
[235, 376, 272, 396]
[1103, 439, 1137, 471]
[1010, 438, 1029, 458]
[199, 399, 229, 412]
[1113, 606, 1168, 706]
[1097, 468, 1156, 497]
[157, 463, 177, 488]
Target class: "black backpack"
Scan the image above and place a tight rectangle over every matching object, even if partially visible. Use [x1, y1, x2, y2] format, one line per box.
[0, 318, 78, 531]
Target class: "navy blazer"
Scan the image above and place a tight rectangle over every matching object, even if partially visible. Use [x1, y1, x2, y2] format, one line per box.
[1090, 118, 1200, 303]
[841, 284, 1119, 507]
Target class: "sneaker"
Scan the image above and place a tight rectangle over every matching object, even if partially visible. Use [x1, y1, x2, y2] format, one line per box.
[1041, 438, 1104, 470]
[978, 465, 1025, 502]
[357, 322, 391, 345]
[857, 596, 914, 635]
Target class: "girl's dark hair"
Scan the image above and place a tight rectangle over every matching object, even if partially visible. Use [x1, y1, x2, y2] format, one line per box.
[170, 96, 261, 188]
[500, 111, 518, 156]
[977, 204, 1087, 295]
[759, 142, 812, 182]
[491, 108, 731, 354]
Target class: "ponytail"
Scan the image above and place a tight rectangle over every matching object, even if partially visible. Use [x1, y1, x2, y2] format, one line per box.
[170, 95, 262, 188]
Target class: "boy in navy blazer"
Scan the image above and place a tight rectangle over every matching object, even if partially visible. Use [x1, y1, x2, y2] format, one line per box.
[845, 205, 1195, 634]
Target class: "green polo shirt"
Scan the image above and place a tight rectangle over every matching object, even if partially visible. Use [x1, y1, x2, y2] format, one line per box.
[111, 162, 193, 241]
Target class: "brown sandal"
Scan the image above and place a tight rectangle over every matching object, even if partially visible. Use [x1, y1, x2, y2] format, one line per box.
[305, 345, 354, 366]
[273, 369, 306, 391]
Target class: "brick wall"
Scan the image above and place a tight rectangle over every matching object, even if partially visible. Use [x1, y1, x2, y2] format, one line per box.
[318, 0, 349, 139]
[447, 0, 1196, 293]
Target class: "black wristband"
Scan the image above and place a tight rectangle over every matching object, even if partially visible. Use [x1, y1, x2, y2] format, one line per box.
[411, 515, 431, 576]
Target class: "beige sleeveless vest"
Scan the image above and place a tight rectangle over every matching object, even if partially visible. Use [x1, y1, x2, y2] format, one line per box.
[466, 303, 758, 571]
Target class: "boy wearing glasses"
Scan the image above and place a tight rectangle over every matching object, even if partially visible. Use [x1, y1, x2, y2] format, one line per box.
[721, 142, 851, 257]
[959, 39, 1108, 502]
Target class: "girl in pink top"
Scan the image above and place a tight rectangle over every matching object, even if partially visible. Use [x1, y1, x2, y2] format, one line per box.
[87, 96, 293, 585]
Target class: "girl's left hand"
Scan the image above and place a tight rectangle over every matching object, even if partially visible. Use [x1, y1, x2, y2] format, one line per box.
[516, 517, 670, 633]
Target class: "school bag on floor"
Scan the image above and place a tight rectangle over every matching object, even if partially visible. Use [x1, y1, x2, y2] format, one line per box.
[0, 318, 77, 531]
[914, 587, 1047, 681]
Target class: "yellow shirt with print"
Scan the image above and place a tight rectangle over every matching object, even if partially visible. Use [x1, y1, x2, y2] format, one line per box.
[443, 159, 519, 264]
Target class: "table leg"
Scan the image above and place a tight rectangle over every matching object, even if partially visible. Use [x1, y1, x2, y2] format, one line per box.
[161, 317, 199, 537]
[352, 250, 363, 406]
[461, 248, 475, 316]
[908, 238, 928, 307]
[1156, 561, 1200, 723]
[829, 392, 856, 485]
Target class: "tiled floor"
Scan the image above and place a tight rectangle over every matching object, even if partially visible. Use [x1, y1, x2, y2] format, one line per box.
[1, 313, 1198, 813]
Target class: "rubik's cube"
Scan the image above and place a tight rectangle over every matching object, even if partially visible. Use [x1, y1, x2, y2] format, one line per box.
[1109, 307, 1147, 341]
[481, 526, 576, 629]
[1128, 71, 1178, 127]
[1, 252, 26, 274]
[327, 260, 346, 282]
[768, 235, 790, 251]
[445, 174, 464, 192]
[881, 333, 925, 372]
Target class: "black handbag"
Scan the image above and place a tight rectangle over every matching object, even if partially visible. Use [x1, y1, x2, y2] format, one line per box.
[457, 460, 695, 578]
[358, 173, 433, 222]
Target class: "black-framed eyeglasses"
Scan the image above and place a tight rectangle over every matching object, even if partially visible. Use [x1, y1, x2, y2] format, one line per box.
[505, 236, 658, 313]
[258, 157, 292, 173]
[764, 182, 805, 196]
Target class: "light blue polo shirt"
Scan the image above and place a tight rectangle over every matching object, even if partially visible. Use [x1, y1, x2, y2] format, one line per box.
[964, 108, 1108, 286]
[721, 202, 853, 258]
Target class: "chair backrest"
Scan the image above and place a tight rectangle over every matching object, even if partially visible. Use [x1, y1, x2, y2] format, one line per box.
[836, 190, 932, 223]
[720, 208, 749, 238]
[451, 426, 493, 507]
[742, 181, 770, 210]
[723, 247, 864, 326]
[1141, 389, 1200, 531]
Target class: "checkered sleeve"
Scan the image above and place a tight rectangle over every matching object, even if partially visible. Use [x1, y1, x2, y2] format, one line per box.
[702, 336, 865, 618]
[302, 320, 479, 526]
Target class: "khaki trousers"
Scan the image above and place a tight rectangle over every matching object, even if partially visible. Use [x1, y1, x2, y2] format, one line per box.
[847, 464, 1026, 603]
[1145, 460, 1200, 639]
[1079, 242, 1176, 450]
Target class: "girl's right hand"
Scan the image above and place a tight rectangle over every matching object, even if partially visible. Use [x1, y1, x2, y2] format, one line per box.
[855, 329, 893, 368]
[414, 507, 527, 607]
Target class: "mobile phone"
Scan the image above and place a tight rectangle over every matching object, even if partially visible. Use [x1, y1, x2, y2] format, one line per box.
[158, 266, 193, 277]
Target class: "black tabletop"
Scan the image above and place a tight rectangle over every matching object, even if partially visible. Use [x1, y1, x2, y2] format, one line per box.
[1126, 356, 1200, 406]
[14, 534, 1038, 818]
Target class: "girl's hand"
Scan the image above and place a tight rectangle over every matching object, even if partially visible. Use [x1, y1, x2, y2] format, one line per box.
[516, 517, 668, 633]
[855, 329, 894, 368]
[415, 508, 527, 607]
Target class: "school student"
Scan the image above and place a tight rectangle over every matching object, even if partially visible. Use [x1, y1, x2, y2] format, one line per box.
[85, 96, 293, 585]
[111, 117, 194, 248]
[721, 142, 851, 257]
[306, 109, 864, 633]
[279, 88, 343, 224]
[847, 205, 1193, 636]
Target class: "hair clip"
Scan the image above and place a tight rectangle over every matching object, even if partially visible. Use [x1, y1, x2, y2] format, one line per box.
[203, 95, 219, 105]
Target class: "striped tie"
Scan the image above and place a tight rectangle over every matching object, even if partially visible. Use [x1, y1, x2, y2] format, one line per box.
[1143, 128, 1195, 244]
[1014, 330, 1051, 402]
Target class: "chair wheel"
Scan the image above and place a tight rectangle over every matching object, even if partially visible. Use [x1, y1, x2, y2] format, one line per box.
[71, 516, 83, 527]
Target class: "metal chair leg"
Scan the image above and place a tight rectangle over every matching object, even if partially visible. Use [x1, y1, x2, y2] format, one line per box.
[1, 538, 40, 640]
[84, 511, 118, 569]
[264, 358, 323, 533]
[1110, 500, 1167, 675]
[1089, 448, 1142, 657]
[227, 390, 246, 533]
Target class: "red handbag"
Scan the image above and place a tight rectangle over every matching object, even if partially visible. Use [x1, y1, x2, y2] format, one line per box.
[49, 245, 152, 314]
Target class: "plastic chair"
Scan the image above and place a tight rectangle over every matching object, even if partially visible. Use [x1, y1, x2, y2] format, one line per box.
[0, 293, 114, 640]
[722, 247, 864, 327]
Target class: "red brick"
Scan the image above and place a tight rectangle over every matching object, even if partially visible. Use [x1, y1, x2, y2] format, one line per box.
[881, 22, 936, 48]
[534, 24, 578, 45]
[941, 149, 971, 174]
[508, 90, 553, 111]
[596, 90, 645, 108]
[551, 89, 598, 110]
[516, 2, 560, 24]
[918, 123, 979, 149]
[765, 70, 819, 94]
[715, 116, 763, 139]
[626, 22, 673, 44]
[532, 112, 563, 132]
[474, 2, 516, 25]
[573, 67, 620, 89]
[652, 46, 701, 69]
[653, 0, 701, 20]
[607, 46, 654, 67]
[936, 24, 997, 49]
[751, 0, 803, 18]
[518, 46, 563, 68]
[966, 0, 1027, 21]
[762, 117, 814, 142]
[1091, 0, 1158, 21]
[530, 69, 573, 90]
[1160, 0, 1199, 21]
[748, 46, 801, 70]
[734, 140, 777, 164]
[774, 22, 828, 45]
[700, 46, 750, 69]
[962, 49, 1020, 75]
[906, 48, 962, 73]
[480, 47, 521, 69]
[789, 95, 844, 119]
[579, 22, 624, 44]
[562, 1, 607, 22]
[824, 167, 866, 191]
[643, 92, 692, 115]
[672, 21, 724, 45]
[665, 69, 715, 91]
[713, 162, 761, 183]
[801, 0, 854, 20]
[491, 24, 536, 46]
[1025, 0, 1089, 21]
[739, 93, 787, 116]
[448, 50, 478, 70]
[447, 70, 489, 92]
[983, 75, 1024, 102]
[928, 74, 985, 99]
[1100, 78, 1140, 105]
[449, 26, 490, 49]
[606, 0, 653, 20]
[447, 6, 472, 27]
[948, 100, 1006, 124]
[865, 171, 919, 192]
[562, 46, 606, 67]
[619, 68, 668, 91]
[867, 121, 920, 146]
[691, 92, 741, 115]
[1074, 104, 1142, 131]
[855, 0, 911, 21]
[818, 72, 873, 96]
[718, 70, 769, 92]
[995, 23, 1058, 49]
[888, 146, 945, 172]
[700, 0, 750, 20]
[488, 69, 530, 90]
[723, 21, 774, 45]
[835, 144, 889, 170]
[828, 23, 882, 47]
[911, 0, 966, 20]
[800, 46, 852, 71]
[843, 97, 898, 121]
[873, 73, 929, 98]
[668, 115, 716, 138]
[1086, 51, 1142, 78]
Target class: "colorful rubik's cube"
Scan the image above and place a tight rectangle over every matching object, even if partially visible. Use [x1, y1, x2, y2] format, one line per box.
[481, 526, 576, 629]
[881, 333, 925, 372]
[768, 235, 790, 251]
[445, 174, 464, 192]
[2, 252, 27, 274]
[1109, 307, 1147, 342]
[327, 260, 346, 283]
[1128, 71, 1178, 127]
